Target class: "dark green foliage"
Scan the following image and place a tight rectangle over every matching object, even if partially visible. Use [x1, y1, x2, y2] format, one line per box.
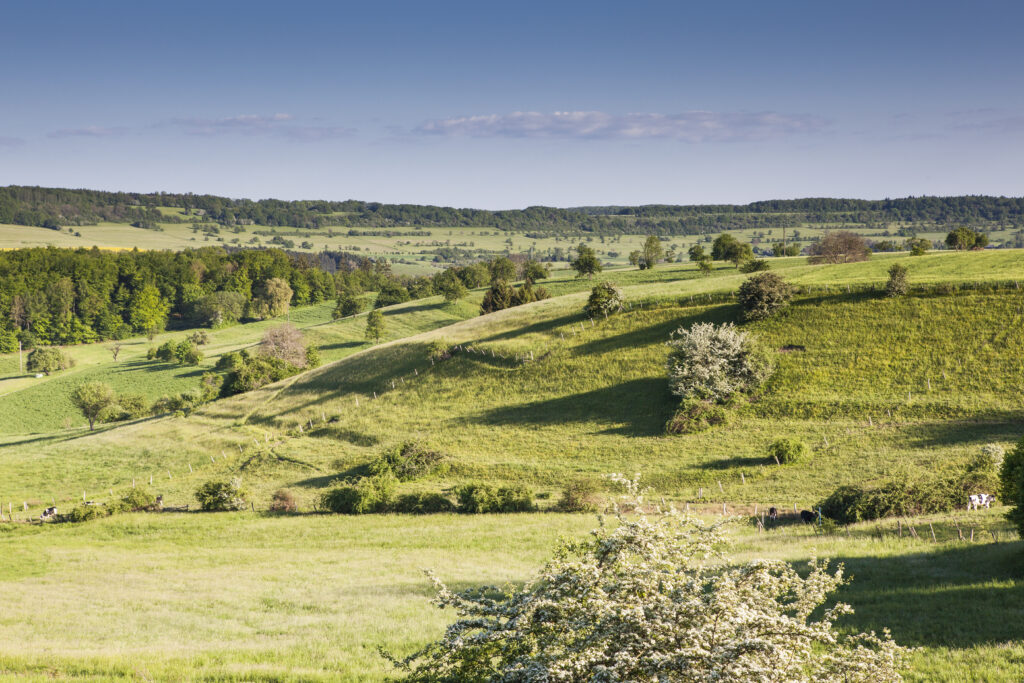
[488, 257, 517, 283]
[427, 339, 453, 361]
[820, 459, 1001, 525]
[739, 259, 770, 273]
[195, 478, 249, 511]
[640, 234, 664, 268]
[555, 479, 600, 513]
[369, 442, 445, 481]
[392, 492, 456, 514]
[687, 244, 706, 262]
[333, 291, 363, 318]
[375, 281, 411, 308]
[665, 399, 728, 434]
[585, 282, 624, 317]
[108, 392, 149, 421]
[219, 353, 296, 396]
[945, 227, 988, 250]
[108, 488, 157, 514]
[570, 243, 602, 278]
[480, 280, 515, 314]
[304, 345, 321, 369]
[320, 474, 396, 514]
[455, 483, 535, 513]
[61, 504, 109, 523]
[886, 263, 909, 297]
[711, 233, 754, 265]
[768, 438, 807, 464]
[434, 270, 468, 302]
[153, 373, 221, 415]
[26, 346, 73, 374]
[999, 437, 1024, 535]
[737, 272, 793, 321]
[176, 341, 203, 365]
[906, 238, 931, 256]
[523, 260, 549, 282]
[187, 330, 209, 346]
[697, 259, 713, 276]
[69, 381, 115, 430]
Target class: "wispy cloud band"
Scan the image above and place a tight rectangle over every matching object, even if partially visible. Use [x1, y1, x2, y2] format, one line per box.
[167, 113, 353, 141]
[415, 110, 828, 142]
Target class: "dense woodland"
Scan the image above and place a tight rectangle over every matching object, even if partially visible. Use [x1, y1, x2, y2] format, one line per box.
[3, 186, 1024, 236]
[0, 247, 406, 347]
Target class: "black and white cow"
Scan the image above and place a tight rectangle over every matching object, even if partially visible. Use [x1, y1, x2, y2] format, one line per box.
[767, 507, 778, 521]
[967, 493, 994, 511]
[40, 506, 57, 521]
[799, 509, 816, 524]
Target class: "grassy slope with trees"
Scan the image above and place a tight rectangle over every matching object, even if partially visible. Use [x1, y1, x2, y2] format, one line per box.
[0, 250, 1022, 680]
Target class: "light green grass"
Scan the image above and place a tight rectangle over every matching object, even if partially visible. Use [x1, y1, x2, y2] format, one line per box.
[0, 510, 1018, 681]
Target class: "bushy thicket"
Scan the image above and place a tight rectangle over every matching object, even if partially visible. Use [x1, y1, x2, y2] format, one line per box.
[195, 478, 249, 511]
[455, 483, 535, 513]
[819, 451, 1000, 524]
[584, 282, 623, 317]
[1000, 437, 1024, 535]
[554, 478, 601, 513]
[737, 272, 793, 321]
[58, 488, 157, 523]
[319, 478, 534, 515]
[26, 346, 74, 374]
[269, 489, 298, 513]
[369, 442, 445, 481]
[480, 279, 549, 315]
[768, 438, 807, 464]
[886, 263, 909, 297]
[664, 399, 729, 434]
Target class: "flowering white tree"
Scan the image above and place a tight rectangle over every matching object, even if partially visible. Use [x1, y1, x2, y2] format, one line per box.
[666, 322, 771, 402]
[387, 478, 906, 682]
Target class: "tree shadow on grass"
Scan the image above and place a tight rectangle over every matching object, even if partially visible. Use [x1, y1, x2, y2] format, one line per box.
[469, 377, 674, 437]
[828, 540, 1024, 648]
[897, 413, 1024, 449]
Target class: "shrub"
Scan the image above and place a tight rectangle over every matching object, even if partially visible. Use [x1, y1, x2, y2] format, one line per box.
[108, 392, 149, 421]
[555, 479, 601, 512]
[333, 292, 363, 318]
[187, 330, 210, 346]
[220, 354, 296, 396]
[738, 258, 770, 273]
[108, 488, 157, 514]
[945, 226, 988, 250]
[321, 474, 396, 514]
[999, 437, 1024, 511]
[456, 483, 535, 513]
[768, 438, 807, 464]
[175, 341, 203, 366]
[365, 309, 386, 342]
[369, 442, 445, 481]
[392, 492, 456, 514]
[27, 346, 74, 375]
[260, 324, 309, 367]
[427, 339, 453, 361]
[584, 282, 623, 317]
[737, 272, 793, 321]
[305, 345, 321, 369]
[906, 238, 931, 256]
[154, 340, 178, 362]
[70, 381, 116, 430]
[665, 322, 771, 403]
[62, 504, 108, 523]
[885, 263, 909, 297]
[195, 478, 249, 511]
[665, 399, 729, 434]
[480, 280, 515, 314]
[269, 489, 298, 513]
[808, 231, 871, 264]
[389, 497, 906, 681]
[375, 281, 411, 308]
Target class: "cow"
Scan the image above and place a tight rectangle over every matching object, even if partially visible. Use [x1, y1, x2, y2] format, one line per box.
[39, 506, 57, 521]
[967, 493, 994, 511]
[800, 509, 816, 524]
[767, 507, 778, 522]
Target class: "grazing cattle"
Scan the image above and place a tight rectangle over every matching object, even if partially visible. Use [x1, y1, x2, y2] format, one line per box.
[800, 509, 816, 524]
[767, 507, 778, 521]
[967, 493, 994, 511]
[155, 495, 164, 510]
[39, 506, 57, 521]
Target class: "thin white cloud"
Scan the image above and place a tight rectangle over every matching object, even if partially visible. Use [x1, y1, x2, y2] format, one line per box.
[0, 136, 26, 148]
[48, 126, 128, 139]
[948, 109, 1024, 134]
[165, 113, 353, 141]
[415, 110, 828, 142]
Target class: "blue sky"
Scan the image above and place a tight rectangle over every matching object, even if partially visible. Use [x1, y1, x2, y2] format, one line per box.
[1, 0, 1022, 208]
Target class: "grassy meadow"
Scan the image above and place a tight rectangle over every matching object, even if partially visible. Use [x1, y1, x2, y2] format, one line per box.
[0, 249, 1023, 680]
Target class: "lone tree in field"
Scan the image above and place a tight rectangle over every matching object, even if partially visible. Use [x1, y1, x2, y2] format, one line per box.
[737, 272, 793, 321]
[387, 479, 906, 682]
[886, 263, 909, 297]
[688, 243, 707, 262]
[70, 381, 116, 430]
[666, 322, 771, 403]
[712, 233, 754, 266]
[434, 269, 468, 302]
[570, 242, 602, 278]
[945, 226, 989, 251]
[27, 346, 74, 375]
[808, 231, 871, 264]
[641, 234, 664, 269]
[365, 309, 385, 343]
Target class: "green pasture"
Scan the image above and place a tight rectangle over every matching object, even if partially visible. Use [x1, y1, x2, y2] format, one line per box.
[0, 510, 1019, 681]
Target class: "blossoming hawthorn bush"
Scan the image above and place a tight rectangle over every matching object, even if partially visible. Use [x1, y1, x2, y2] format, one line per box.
[386, 478, 907, 682]
[665, 322, 771, 403]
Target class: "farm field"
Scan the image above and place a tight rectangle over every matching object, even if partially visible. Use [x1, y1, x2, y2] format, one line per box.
[0, 510, 1020, 681]
[0, 249, 1022, 680]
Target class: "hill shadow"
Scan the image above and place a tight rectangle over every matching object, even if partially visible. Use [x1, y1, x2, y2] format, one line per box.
[898, 412, 1024, 448]
[469, 377, 673, 437]
[829, 540, 1024, 648]
[473, 311, 587, 344]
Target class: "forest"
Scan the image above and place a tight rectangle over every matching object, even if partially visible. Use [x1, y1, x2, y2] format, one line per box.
[3, 186, 1023, 235]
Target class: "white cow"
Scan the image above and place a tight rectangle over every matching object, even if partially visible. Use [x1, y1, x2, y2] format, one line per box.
[967, 493, 994, 511]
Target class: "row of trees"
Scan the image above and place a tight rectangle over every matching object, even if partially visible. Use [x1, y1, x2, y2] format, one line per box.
[5, 185, 1023, 235]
